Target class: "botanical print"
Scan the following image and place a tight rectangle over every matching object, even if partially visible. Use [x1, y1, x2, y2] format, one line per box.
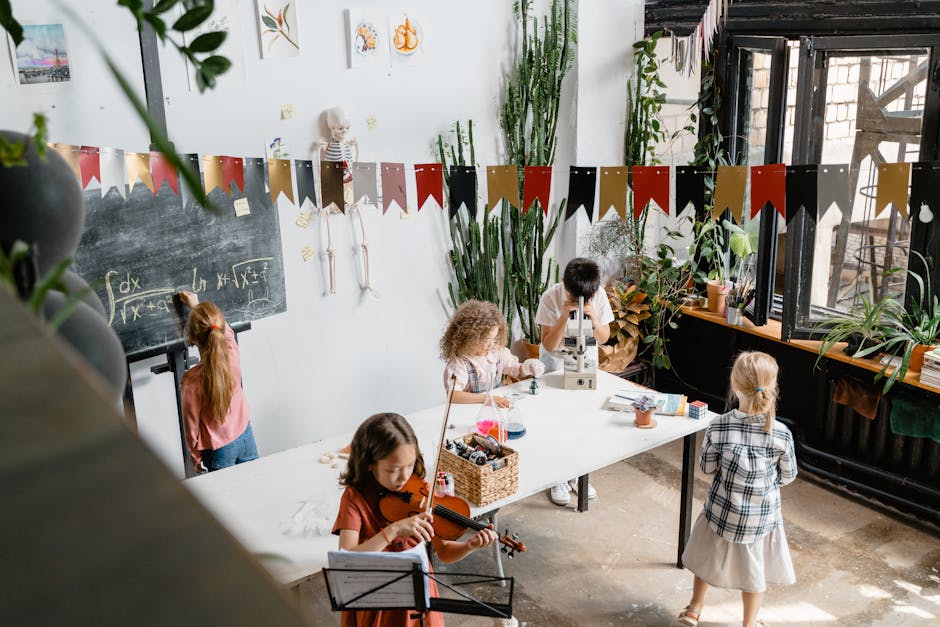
[258, 1, 300, 58]
[12, 24, 71, 85]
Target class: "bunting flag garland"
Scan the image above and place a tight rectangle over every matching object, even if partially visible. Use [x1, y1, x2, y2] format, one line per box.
[150, 151, 179, 195]
[79, 146, 100, 189]
[415, 163, 444, 210]
[294, 159, 316, 208]
[669, 0, 733, 75]
[178, 153, 200, 207]
[712, 165, 747, 222]
[566, 166, 597, 222]
[321, 161, 346, 212]
[875, 162, 911, 218]
[448, 165, 477, 219]
[816, 164, 851, 221]
[202, 155, 224, 195]
[675, 165, 706, 216]
[50, 143, 81, 181]
[486, 165, 519, 210]
[220, 156, 245, 194]
[598, 166, 629, 220]
[352, 162, 378, 205]
[99, 147, 125, 198]
[381, 162, 407, 214]
[125, 151, 154, 194]
[785, 165, 817, 224]
[631, 166, 670, 218]
[523, 165, 552, 215]
[268, 158, 294, 204]
[910, 163, 940, 224]
[750, 163, 786, 219]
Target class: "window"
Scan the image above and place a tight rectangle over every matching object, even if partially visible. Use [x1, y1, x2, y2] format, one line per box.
[783, 35, 940, 340]
[721, 34, 940, 339]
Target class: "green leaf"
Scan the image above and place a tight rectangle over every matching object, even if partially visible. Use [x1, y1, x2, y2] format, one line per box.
[0, 0, 24, 46]
[151, 0, 180, 15]
[188, 30, 226, 52]
[200, 54, 231, 75]
[261, 15, 277, 30]
[173, 4, 213, 32]
[143, 13, 167, 40]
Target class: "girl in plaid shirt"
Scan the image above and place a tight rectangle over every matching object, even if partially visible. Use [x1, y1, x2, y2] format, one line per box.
[678, 352, 797, 627]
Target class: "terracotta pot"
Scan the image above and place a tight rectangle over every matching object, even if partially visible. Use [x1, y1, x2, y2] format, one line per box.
[909, 343, 936, 372]
[634, 408, 654, 428]
[522, 341, 540, 360]
[706, 280, 730, 316]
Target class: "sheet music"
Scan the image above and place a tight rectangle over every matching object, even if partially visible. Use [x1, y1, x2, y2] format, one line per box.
[327, 543, 431, 609]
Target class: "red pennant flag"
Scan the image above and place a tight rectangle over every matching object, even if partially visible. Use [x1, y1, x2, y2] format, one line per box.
[149, 151, 179, 195]
[414, 163, 443, 210]
[750, 163, 786, 218]
[220, 156, 245, 194]
[523, 166, 552, 215]
[631, 166, 670, 218]
[79, 146, 100, 189]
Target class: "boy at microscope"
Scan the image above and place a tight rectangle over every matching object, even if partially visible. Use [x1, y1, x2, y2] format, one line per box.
[535, 257, 613, 506]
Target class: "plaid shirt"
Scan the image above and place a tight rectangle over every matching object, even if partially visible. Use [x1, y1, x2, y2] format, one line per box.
[701, 410, 797, 544]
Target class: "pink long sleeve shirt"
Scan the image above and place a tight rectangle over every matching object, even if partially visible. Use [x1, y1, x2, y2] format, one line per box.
[180, 324, 250, 463]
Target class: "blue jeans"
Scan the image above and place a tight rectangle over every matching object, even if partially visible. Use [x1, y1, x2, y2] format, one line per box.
[203, 423, 259, 472]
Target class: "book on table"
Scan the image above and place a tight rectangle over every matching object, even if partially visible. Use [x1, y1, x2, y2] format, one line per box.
[608, 390, 687, 415]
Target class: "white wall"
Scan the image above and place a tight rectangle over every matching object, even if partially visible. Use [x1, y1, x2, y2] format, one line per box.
[2, 0, 645, 477]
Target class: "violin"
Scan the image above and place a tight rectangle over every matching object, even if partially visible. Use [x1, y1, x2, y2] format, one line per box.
[379, 474, 526, 557]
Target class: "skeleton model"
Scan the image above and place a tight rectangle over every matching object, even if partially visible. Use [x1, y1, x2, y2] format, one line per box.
[317, 107, 376, 296]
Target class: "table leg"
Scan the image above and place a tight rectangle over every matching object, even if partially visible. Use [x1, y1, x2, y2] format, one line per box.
[576, 474, 589, 512]
[485, 510, 506, 586]
[677, 433, 696, 568]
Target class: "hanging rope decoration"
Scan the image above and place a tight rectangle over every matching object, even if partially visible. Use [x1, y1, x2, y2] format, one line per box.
[668, 0, 732, 75]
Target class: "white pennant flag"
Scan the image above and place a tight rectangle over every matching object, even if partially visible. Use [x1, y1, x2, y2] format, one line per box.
[99, 147, 126, 199]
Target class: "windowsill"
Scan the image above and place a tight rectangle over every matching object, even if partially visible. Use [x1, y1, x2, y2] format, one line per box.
[681, 306, 939, 394]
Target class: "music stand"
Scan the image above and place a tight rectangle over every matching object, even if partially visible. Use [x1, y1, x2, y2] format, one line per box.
[323, 565, 514, 623]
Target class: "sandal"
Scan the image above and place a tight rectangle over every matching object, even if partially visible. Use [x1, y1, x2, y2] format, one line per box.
[677, 606, 700, 626]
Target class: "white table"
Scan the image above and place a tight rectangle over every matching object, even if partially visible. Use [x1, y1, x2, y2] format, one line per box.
[187, 370, 715, 588]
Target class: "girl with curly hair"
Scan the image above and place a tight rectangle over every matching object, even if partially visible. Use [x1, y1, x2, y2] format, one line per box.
[440, 300, 543, 407]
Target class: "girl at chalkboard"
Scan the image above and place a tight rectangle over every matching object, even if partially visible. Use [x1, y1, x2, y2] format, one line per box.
[179, 291, 258, 472]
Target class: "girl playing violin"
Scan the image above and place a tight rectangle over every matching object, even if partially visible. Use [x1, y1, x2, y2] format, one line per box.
[333, 412, 498, 627]
[440, 300, 544, 408]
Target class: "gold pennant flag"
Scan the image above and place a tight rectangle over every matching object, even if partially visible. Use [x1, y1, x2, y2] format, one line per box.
[50, 143, 81, 181]
[875, 162, 911, 218]
[486, 165, 519, 209]
[125, 151, 154, 194]
[202, 155, 224, 195]
[599, 167, 629, 220]
[268, 158, 294, 204]
[713, 165, 747, 222]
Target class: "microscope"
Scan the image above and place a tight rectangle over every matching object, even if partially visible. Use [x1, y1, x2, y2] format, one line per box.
[562, 296, 597, 390]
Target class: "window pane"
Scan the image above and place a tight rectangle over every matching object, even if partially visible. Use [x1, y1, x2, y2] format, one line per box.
[812, 53, 927, 314]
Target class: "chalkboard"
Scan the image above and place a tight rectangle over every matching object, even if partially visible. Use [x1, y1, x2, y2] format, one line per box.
[72, 157, 287, 358]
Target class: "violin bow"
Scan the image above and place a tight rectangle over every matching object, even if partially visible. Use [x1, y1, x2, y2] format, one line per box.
[425, 374, 457, 517]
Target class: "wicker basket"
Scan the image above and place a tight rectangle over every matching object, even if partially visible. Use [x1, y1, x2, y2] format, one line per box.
[438, 435, 519, 506]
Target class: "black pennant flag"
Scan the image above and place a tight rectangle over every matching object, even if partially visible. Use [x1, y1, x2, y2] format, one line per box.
[449, 165, 477, 219]
[785, 165, 817, 224]
[910, 162, 940, 223]
[294, 159, 316, 208]
[675, 165, 706, 216]
[566, 166, 597, 221]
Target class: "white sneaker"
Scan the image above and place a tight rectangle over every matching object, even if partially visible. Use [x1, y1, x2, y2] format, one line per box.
[492, 616, 519, 627]
[568, 479, 597, 500]
[549, 481, 570, 506]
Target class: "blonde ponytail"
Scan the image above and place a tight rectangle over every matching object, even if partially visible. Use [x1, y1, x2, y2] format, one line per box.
[730, 351, 779, 432]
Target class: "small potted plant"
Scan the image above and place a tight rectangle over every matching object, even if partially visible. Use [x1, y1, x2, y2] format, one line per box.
[690, 218, 752, 315]
[632, 395, 657, 429]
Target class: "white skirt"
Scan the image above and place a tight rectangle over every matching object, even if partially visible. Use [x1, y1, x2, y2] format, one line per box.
[681, 511, 796, 593]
